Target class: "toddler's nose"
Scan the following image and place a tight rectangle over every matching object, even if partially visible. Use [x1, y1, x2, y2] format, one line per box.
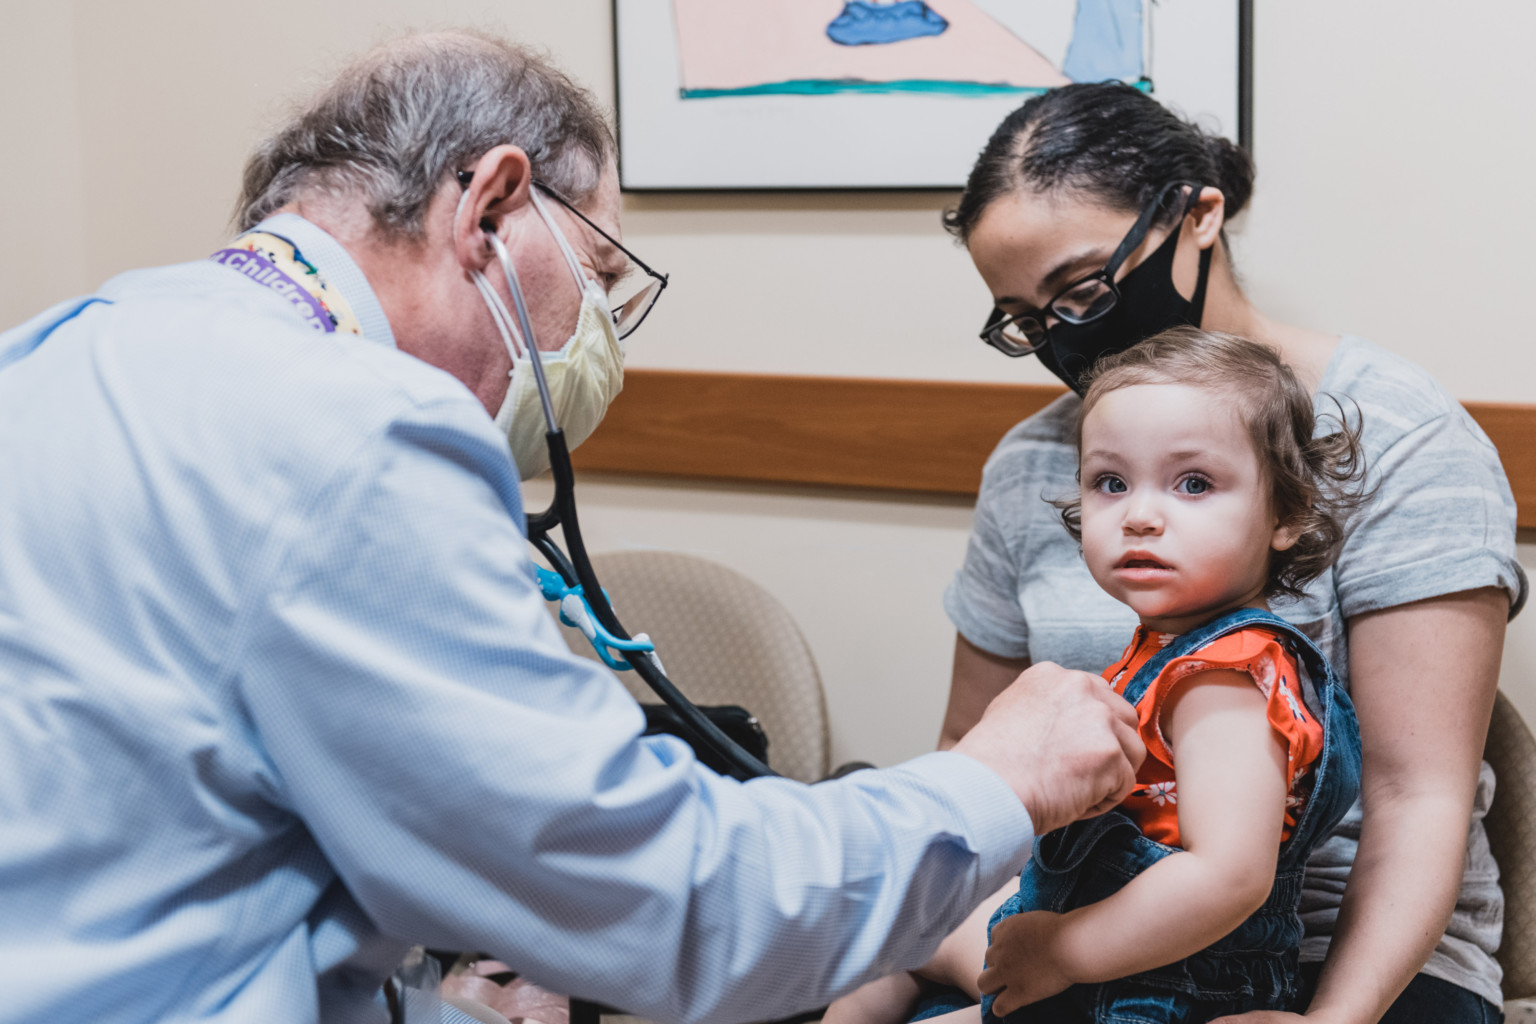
[1121, 494, 1163, 535]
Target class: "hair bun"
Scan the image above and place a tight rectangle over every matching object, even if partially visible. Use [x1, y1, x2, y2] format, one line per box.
[1207, 134, 1255, 218]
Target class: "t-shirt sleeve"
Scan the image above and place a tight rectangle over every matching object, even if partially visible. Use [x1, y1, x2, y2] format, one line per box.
[944, 466, 1034, 660]
[1333, 408, 1527, 620]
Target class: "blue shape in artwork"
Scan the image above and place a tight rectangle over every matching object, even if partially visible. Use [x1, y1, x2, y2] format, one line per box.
[1063, 0, 1144, 83]
[826, 1, 950, 47]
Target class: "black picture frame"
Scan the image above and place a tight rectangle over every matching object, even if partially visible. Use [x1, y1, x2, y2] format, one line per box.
[613, 0, 1255, 193]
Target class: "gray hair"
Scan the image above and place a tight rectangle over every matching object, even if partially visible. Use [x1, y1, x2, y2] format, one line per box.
[236, 31, 614, 238]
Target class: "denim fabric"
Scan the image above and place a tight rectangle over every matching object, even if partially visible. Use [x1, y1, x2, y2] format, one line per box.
[983, 982, 1273, 1024]
[1295, 963, 1505, 1024]
[912, 989, 979, 1020]
[979, 608, 1363, 1023]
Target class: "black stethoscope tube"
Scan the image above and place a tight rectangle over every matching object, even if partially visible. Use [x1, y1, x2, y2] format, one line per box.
[525, 426, 778, 782]
[486, 218, 776, 784]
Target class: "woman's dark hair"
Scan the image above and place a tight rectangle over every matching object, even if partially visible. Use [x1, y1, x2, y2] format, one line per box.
[943, 83, 1254, 244]
[1053, 327, 1372, 601]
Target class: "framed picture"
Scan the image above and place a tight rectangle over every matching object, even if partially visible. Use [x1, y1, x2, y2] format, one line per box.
[614, 0, 1252, 191]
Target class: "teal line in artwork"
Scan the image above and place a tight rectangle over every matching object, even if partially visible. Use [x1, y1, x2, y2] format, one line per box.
[680, 77, 1154, 100]
[681, 79, 1054, 99]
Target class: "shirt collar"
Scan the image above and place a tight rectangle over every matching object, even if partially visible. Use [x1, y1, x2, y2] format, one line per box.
[250, 213, 397, 348]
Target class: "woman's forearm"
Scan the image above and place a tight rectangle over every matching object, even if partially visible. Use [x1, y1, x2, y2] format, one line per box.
[1301, 590, 1508, 1023]
[1297, 789, 1469, 1023]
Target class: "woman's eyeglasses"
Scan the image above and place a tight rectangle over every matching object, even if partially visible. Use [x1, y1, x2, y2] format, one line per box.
[456, 171, 669, 341]
[980, 182, 1197, 357]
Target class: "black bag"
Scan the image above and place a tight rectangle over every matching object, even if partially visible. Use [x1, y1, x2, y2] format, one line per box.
[640, 703, 769, 776]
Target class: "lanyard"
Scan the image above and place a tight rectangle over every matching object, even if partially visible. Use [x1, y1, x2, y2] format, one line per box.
[210, 231, 363, 336]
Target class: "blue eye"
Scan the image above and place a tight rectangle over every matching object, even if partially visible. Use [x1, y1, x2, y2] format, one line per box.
[1178, 476, 1211, 495]
[1095, 475, 1128, 494]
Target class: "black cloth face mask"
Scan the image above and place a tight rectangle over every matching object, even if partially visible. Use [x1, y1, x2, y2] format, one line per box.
[1032, 184, 1213, 395]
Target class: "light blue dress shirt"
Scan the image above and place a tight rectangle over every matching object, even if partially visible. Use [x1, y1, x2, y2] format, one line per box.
[0, 215, 1033, 1023]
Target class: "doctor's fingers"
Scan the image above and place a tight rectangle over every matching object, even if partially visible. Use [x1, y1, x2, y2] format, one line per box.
[1047, 665, 1145, 777]
[962, 663, 1143, 833]
[1079, 671, 1141, 737]
[1108, 701, 1145, 773]
[1065, 680, 1144, 818]
[1083, 714, 1142, 818]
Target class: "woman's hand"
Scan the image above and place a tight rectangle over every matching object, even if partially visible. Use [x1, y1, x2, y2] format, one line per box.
[1207, 1010, 1349, 1024]
[977, 911, 1073, 1015]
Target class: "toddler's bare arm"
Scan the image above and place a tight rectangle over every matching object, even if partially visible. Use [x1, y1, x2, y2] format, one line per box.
[981, 669, 1288, 1016]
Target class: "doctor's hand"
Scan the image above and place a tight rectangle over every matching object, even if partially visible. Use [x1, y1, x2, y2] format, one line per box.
[952, 661, 1143, 835]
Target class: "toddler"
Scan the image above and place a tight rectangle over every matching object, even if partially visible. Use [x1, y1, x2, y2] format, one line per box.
[827, 326, 1368, 1023]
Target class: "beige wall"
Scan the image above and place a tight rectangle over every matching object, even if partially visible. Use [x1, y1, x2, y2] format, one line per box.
[4, 1, 1535, 767]
[0, 4, 87, 319]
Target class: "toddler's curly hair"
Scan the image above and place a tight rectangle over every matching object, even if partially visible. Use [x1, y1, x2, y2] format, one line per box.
[1054, 326, 1372, 600]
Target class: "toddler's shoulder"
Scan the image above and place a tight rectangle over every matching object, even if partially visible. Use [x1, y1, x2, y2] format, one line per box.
[1188, 628, 1296, 668]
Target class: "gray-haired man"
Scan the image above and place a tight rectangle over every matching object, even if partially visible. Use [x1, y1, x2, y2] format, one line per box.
[0, 31, 1140, 1024]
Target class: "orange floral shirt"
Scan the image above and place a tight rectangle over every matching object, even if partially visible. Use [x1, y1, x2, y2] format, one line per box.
[1103, 626, 1325, 847]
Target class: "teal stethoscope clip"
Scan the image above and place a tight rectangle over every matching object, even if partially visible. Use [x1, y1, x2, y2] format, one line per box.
[534, 565, 659, 672]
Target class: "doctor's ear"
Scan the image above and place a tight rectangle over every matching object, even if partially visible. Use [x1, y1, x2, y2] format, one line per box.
[453, 145, 534, 272]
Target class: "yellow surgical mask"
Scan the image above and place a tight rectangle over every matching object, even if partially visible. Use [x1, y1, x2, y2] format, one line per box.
[470, 188, 625, 480]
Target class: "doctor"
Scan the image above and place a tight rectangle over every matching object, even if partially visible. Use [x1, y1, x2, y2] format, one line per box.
[0, 31, 1140, 1024]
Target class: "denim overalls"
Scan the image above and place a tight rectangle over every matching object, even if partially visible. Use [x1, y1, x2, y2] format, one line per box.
[978, 608, 1362, 1024]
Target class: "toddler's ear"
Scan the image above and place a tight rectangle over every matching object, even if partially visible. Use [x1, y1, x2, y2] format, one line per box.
[1271, 518, 1303, 553]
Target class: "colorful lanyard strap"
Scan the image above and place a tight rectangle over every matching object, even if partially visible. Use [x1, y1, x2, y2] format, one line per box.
[210, 231, 363, 336]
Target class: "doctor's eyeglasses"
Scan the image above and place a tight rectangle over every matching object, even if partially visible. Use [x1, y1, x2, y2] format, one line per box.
[457, 170, 669, 340]
[980, 181, 1198, 357]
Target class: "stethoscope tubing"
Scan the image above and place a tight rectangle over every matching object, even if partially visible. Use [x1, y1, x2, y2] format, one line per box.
[486, 225, 776, 781]
[525, 428, 777, 781]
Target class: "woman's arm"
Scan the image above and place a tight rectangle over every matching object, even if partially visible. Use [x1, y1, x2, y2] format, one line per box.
[982, 669, 1288, 1014]
[939, 634, 1032, 750]
[1211, 587, 1509, 1024]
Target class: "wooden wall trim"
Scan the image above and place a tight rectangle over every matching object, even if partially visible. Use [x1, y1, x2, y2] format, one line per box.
[573, 369, 1536, 530]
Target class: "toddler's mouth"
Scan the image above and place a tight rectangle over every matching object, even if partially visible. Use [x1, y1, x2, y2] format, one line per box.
[1115, 551, 1171, 571]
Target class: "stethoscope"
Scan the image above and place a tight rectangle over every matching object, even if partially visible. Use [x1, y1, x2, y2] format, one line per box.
[387, 226, 781, 1024]
[483, 228, 777, 783]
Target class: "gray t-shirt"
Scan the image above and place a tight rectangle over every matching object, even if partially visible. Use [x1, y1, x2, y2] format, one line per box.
[944, 336, 1528, 1006]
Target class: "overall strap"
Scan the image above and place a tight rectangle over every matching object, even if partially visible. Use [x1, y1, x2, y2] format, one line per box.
[1118, 606, 1331, 709]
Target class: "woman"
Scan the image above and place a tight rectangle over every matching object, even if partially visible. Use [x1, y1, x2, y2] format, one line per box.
[934, 84, 1524, 1022]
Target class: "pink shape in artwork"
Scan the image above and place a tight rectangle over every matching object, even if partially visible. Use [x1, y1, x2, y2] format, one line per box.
[673, 0, 1069, 93]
